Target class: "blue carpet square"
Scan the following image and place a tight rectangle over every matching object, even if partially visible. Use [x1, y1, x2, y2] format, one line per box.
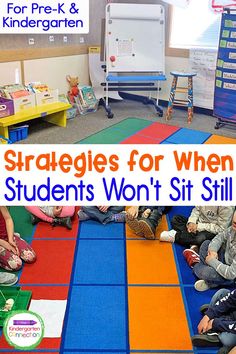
[164, 128, 211, 144]
[79, 220, 124, 239]
[63, 286, 127, 350]
[173, 243, 197, 285]
[73, 240, 125, 284]
[167, 206, 193, 224]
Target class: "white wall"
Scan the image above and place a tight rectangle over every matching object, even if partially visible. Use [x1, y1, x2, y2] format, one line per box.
[0, 62, 22, 86]
[0, 54, 191, 102]
[24, 54, 90, 95]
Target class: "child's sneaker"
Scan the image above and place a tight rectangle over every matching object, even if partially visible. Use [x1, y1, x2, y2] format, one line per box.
[160, 229, 176, 242]
[139, 218, 156, 240]
[194, 279, 210, 292]
[126, 216, 143, 237]
[0, 273, 18, 286]
[183, 249, 200, 268]
[113, 211, 126, 223]
[190, 244, 199, 253]
[78, 210, 90, 221]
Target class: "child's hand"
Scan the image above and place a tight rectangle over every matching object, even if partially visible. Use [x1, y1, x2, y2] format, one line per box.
[9, 240, 20, 256]
[126, 206, 139, 220]
[187, 223, 197, 233]
[198, 315, 210, 334]
[142, 209, 151, 218]
[98, 206, 109, 213]
[4, 241, 18, 255]
[206, 251, 218, 264]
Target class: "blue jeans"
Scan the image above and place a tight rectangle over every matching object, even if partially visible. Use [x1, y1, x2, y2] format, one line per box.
[81, 206, 125, 224]
[193, 240, 235, 288]
[210, 289, 236, 348]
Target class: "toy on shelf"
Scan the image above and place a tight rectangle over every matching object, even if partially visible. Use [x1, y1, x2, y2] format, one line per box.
[66, 75, 79, 104]
[75, 85, 98, 115]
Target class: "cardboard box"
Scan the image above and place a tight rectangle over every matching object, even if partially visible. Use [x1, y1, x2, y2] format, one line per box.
[0, 97, 14, 118]
[35, 89, 59, 106]
[13, 94, 36, 113]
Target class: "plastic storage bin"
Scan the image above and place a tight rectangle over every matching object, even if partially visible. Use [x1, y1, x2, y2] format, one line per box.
[0, 286, 32, 326]
[0, 97, 14, 118]
[9, 125, 29, 143]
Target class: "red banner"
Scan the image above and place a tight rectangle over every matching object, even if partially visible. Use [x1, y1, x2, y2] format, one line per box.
[211, 0, 236, 12]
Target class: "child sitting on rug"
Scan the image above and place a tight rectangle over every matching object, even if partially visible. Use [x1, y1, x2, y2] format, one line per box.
[78, 206, 126, 224]
[193, 209, 236, 291]
[25, 206, 75, 230]
[160, 206, 234, 268]
[191, 288, 236, 352]
[0, 206, 36, 271]
[126, 206, 170, 240]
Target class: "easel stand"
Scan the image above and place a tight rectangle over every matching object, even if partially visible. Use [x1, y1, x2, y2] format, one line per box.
[103, 3, 166, 119]
[100, 73, 166, 118]
[214, 8, 236, 130]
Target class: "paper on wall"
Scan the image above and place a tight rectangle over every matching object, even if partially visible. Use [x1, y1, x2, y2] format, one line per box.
[189, 48, 217, 109]
[29, 300, 67, 338]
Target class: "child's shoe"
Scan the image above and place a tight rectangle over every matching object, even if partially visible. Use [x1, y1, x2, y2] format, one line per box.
[126, 216, 143, 237]
[194, 279, 210, 292]
[191, 330, 220, 347]
[183, 249, 200, 268]
[160, 229, 176, 242]
[139, 218, 156, 240]
[113, 211, 126, 223]
[31, 215, 42, 225]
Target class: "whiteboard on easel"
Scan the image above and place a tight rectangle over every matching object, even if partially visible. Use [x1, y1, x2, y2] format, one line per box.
[106, 3, 165, 73]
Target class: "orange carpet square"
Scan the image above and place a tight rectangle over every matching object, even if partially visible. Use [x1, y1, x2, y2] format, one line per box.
[205, 135, 236, 144]
[20, 240, 76, 284]
[21, 286, 69, 299]
[33, 218, 79, 239]
[128, 286, 192, 351]
[126, 240, 178, 285]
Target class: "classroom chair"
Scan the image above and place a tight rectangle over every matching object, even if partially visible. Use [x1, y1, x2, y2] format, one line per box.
[166, 71, 197, 124]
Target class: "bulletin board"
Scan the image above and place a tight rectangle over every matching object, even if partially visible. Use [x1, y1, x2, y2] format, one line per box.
[213, 10, 236, 125]
[105, 3, 165, 73]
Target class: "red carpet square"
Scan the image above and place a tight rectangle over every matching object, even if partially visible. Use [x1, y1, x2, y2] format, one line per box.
[33, 219, 79, 239]
[0, 335, 60, 351]
[121, 135, 161, 144]
[21, 286, 69, 300]
[20, 240, 76, 284]
[137, 122, 180, 140]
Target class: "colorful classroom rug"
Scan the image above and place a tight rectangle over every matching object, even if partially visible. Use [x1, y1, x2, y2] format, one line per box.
[77, 117, 236, 145]
[0, 206, 222, 354]
[0, 119, 234, 353]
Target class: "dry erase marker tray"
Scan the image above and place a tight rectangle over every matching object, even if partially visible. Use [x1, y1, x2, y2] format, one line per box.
[0, 286, 32, 326]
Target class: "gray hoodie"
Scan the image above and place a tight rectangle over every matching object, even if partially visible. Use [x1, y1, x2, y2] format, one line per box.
[188, 206, 234, 235]
[207, 227, 236, 280]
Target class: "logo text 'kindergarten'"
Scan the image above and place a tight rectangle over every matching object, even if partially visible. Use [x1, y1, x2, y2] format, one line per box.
[0, 0, 89, 34]
[0, 145, 235, 206]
